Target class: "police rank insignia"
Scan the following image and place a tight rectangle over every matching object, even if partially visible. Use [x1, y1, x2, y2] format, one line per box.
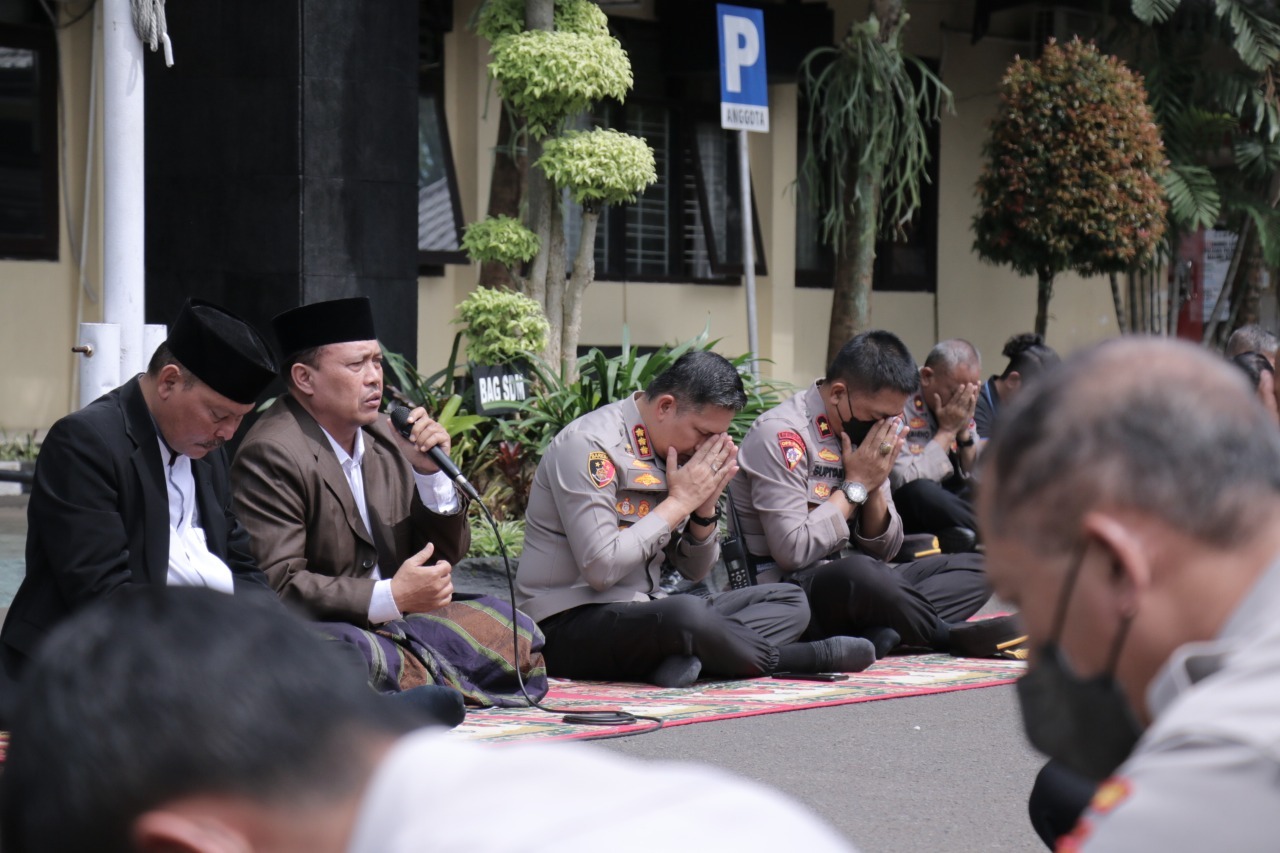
[817, 448, 840, 463]
[815, 415, 833, 439]
[777, 430, 806, 471]
[634, 473, 661, 487]
[913, 396, 926, 412]
[588, 451, 615, 488]
[633, 425, 652, 458]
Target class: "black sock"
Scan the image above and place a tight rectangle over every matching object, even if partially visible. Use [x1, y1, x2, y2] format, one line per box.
[777, 637, 876, 673]
[650, 654, 702, 688]
[862, 627, 902, 659]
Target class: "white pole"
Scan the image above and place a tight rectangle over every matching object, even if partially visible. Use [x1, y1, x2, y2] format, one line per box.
[102, 0, 146, 379]
[142, 323, 167, 368]
[75, 323, 122, 410]
[738, 129, 759, 379]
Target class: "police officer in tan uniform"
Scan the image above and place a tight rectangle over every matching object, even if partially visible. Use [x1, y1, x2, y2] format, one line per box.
[890, 339, 982, 547]
[516, 352, 876, 687]
[731, 331, 1019, 657]
[983, 338, 1280, 852]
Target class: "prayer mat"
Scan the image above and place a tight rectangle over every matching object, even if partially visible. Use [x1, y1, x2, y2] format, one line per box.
[449, 653, 1025, 744]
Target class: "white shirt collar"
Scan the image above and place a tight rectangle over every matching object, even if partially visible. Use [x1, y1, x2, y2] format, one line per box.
[322, 426, 365, 469]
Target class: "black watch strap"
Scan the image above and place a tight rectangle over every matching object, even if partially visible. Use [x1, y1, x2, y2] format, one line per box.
[689, 506, 723, 527]
[956, 432, 976, 447]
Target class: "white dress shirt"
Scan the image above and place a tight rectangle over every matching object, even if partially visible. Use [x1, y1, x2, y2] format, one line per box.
[160, 437, 235, 595]
[321, 427, 459, 624]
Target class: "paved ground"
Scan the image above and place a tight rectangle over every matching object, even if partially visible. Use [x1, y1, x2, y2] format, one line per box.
[0, 495, 1045, 851]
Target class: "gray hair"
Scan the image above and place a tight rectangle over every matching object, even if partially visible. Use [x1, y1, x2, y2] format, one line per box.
[924, 338, 981, 373]
[1225, 324, 1278, 360]
[982, 337, 1280, 555]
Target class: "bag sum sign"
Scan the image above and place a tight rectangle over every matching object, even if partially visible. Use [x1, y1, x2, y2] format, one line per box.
[472, 363, 530, 416]
[717, 4, 768, 133]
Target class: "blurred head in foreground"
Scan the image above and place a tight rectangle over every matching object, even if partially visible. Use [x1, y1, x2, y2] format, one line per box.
[0, 588, 411, 853]
[979, 337, 1280, 781]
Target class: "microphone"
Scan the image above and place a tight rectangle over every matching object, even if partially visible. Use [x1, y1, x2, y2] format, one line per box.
[389, 406, 480, 501]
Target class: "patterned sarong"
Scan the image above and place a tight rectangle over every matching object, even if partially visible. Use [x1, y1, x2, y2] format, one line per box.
[316, 594, 548, 708]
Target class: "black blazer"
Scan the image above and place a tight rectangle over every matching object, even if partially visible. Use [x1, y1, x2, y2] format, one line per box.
[1, 377, 274, 680]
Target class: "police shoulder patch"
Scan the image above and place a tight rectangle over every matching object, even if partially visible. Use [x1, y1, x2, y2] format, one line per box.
[815, 415, 833, 439]
[588, 450, 615, 488]
[777, 430, 807, 471]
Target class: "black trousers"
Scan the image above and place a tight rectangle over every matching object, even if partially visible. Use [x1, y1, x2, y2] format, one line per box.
[792, 552, 990, 649]
[895, 478, 978, 535]
[539, 584, 810, 682]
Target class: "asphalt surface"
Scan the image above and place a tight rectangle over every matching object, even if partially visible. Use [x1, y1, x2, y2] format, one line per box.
[0, 495, 1046, 851]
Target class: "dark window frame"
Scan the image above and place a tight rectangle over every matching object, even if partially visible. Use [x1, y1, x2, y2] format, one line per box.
[0, 22, 59, 261]
[577, 98, 767, 286]
[416, 20, 467, 271]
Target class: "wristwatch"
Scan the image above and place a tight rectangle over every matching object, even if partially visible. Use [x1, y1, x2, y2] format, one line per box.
[956, 431, 976, 448]
[689, 505, 723, 527]
[839, 481, 868, 506]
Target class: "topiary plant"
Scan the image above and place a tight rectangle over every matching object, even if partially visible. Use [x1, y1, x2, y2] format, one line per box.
[461, 215, 541, 285]
[973, 38, 1167, 336]
[474, 0, 655, 381]
[454, 287, 550, 365]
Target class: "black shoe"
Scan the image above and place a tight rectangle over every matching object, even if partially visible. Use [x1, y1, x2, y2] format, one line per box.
[947, 615, 1027, 659]
[937, 526, 979, 554]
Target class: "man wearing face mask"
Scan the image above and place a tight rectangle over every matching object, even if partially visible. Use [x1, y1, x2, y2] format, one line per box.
[980, 337, 1280, 851]
[730, 330, 1021, 659]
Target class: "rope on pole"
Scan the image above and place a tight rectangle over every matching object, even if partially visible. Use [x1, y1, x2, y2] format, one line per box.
[131, 0, 173, 66]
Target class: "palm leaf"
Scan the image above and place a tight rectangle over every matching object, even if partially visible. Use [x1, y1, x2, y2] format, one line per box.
[1162, 164, 1222, 231]
[1131, 0, 1181, 24]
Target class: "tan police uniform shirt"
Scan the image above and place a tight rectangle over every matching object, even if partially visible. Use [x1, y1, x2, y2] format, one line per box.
[1061, 557, 1280, 851]
[890, 391, 975, 489]
[515, 393, 719, 623]
[730, 382, 903, 584]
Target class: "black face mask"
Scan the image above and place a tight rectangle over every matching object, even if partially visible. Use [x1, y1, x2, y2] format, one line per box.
[840, 398, 878, 446]
[1016, 546, 1144, 782]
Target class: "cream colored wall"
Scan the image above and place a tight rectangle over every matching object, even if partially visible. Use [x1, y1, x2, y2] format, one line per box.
[0, 16, 102, 432]
[418, 0, 1125, 385]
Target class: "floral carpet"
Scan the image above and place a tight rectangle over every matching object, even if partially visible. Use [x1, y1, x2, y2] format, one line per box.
[451, 653, 1026, 744]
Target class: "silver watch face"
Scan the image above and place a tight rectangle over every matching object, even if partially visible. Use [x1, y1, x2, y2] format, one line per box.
[842, 481, 868, 505]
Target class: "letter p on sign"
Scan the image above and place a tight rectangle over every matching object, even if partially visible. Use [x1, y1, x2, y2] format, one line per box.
[722, 15, 758, 92]
[717, 4, 768, 132]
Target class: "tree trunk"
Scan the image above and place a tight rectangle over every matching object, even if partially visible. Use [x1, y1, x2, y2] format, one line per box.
[479, 104, 527, 290]
[826, 173, 878, 366]
[521, 0, 555, 312]
[562, 208, 599, 383]
[544, 197, 567, 371]
[1109, 271, 1127, 333]
[1035, 269, 1054, 338]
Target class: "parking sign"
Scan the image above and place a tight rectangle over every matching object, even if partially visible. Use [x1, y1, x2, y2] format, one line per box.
[717, 4, 768, 133]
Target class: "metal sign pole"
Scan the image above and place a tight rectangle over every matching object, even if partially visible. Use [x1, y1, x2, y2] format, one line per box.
[739, 129, 759, 379]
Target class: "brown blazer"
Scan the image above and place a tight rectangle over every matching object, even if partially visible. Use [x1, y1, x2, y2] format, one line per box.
[230, 395, 470, 624]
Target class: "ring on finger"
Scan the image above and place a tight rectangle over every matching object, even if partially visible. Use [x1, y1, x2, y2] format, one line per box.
[877, 441, 894, 457]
